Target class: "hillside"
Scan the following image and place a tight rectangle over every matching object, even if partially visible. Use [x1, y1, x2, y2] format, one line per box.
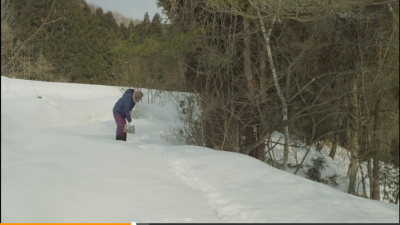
[1, 76, 399, 223]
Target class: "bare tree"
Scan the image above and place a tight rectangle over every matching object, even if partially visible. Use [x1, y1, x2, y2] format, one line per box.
[159, 1, 399, 200]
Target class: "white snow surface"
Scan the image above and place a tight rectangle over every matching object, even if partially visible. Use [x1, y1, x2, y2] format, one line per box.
[1, 76, 399, 223]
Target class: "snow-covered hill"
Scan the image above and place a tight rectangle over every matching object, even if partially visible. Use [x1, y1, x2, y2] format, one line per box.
[1, 76, 398, 223]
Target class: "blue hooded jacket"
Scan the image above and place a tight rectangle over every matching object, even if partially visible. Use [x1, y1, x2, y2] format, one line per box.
[113, 89, 136, 122]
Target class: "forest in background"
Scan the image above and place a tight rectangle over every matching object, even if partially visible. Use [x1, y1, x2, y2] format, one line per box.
[1, 0, 399, 204]
[1, 0, 166, 87]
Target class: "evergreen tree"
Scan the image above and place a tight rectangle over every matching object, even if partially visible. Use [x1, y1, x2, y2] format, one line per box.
[135, 12, 151, 40]
[149, 13, 163, 37]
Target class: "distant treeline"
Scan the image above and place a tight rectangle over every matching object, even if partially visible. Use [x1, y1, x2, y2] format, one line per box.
[1, 0, 164, 86]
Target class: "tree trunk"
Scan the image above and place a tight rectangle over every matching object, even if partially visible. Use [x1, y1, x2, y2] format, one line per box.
[372, 93, 382, 200]
[261, 17, 290, 170]
[348, 153, 359, 195]
[371, 15, 384, 200]
[243, 15, 264, 160]
[187, 96, 193, 125]
[243, 16, 255, 98]
[256, 126, 266, 162]
[249, 1, 289, 170]
[259, 43, 267, 101]
[282, 112, 289, 171]
[359, 163, 368, 198]
[367, 159, 374, 198]
[348, 74, 360, 195]
[255, 41, 268, 162]
[329, 133, 338, 160]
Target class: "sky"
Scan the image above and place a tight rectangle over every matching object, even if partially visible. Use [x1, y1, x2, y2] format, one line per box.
[84, 0, 163, 20]
[1, 76, 399, 223]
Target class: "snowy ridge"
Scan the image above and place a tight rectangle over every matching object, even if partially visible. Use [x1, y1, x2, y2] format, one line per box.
[146, 145, 398, 223]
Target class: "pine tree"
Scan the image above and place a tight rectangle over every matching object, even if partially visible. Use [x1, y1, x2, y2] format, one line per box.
[135, 12, 151, 40]
[149, 13, 163, 37]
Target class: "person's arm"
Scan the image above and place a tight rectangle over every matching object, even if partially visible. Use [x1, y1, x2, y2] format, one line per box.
[123, 95, 132, 123]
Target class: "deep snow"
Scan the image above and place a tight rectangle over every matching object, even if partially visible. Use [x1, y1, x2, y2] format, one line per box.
[1, 76, 399, 223]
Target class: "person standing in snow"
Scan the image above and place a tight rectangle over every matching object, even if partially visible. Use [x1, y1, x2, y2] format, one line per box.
[113, 89, 143, 141]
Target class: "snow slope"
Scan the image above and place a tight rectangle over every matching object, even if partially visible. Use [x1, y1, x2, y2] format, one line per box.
[1, 76, 399, 223]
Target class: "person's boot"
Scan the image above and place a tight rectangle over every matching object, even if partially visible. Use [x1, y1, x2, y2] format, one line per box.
[116, 135, 122, 140]
[121, 134, 127, 141]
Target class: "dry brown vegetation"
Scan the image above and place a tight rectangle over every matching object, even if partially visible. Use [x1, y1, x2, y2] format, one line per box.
[156, 0, 399, 201]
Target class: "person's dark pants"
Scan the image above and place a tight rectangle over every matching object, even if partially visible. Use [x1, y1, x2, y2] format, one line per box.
[113, 113, 127, 141]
